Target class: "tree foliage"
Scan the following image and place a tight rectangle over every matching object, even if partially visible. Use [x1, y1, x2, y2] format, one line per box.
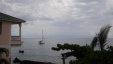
[52, 25, 113, 64]
[91, 25, 111, 51]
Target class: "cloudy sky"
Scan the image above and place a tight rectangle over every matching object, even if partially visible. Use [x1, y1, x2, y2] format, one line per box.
[0, 0, 113, 38]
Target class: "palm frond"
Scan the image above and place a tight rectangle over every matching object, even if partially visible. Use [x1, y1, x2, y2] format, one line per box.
[90, 35, 98, 50]
[98, 24, 111, 50]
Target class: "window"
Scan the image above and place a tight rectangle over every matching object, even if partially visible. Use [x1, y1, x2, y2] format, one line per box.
[0, 22, 2, 34]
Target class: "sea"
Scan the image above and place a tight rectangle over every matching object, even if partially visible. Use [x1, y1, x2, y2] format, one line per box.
[11, 38, 113, 64]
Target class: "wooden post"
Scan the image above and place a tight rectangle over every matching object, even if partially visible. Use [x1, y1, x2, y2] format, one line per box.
[19, 23, 21, 42]
[61, 54, 65, 64]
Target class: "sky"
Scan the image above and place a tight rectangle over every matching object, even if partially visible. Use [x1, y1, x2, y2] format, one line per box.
[0, 0, 113, 38]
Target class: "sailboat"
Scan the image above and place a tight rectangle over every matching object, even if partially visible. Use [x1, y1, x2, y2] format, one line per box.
[38, 30, 45, 45]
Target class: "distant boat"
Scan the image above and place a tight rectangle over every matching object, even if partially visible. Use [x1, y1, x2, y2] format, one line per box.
[39, 40, 44, 44]
[38, 30, 45, 45]
[19, 50, 24, 53]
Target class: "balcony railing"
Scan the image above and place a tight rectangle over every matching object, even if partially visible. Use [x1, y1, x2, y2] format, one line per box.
[11, 36, 21, 45]
[11, 36, 21, 41]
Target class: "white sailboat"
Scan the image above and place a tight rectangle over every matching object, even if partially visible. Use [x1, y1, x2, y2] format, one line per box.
[39, 30, 45, 45]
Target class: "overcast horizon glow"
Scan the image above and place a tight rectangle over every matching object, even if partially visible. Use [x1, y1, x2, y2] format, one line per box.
[1, 0, 113, 38]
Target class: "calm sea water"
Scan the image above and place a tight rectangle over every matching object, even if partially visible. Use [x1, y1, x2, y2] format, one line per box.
[11, 38, 113, 64]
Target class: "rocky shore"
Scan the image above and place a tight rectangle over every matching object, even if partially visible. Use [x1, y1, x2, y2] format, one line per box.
[13, 57, 55, 64]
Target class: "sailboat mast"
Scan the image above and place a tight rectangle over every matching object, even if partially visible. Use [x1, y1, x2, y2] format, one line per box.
[39, 29, 45, 44]
[42, 29, 44, 42]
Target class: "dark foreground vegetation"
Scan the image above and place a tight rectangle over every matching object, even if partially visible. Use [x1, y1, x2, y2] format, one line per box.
[52, 25, 113, 64]
[13, 57, 54, 64]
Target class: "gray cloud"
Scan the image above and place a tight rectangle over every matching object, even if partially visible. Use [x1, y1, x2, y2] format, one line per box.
[5, 0, 48, 5]
[0, 0, 113, 38]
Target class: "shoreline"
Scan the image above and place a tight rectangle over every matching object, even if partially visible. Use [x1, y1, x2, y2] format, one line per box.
[13, 57, 55, 64]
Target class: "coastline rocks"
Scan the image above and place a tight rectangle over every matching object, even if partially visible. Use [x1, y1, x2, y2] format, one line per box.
[13, 57, 54, 64]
